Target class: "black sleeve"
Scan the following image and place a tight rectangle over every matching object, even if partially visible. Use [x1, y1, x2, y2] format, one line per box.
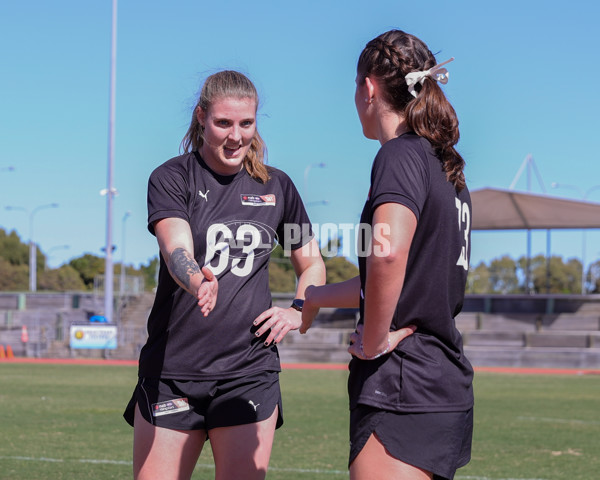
[147, 162, 191, 235]
[369, 138, 430, 221]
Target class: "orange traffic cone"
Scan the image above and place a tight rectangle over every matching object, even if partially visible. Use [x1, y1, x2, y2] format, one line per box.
[21, 325, 29, 343]
[0, 345, 5, 359]
[6, 345, 14, 358]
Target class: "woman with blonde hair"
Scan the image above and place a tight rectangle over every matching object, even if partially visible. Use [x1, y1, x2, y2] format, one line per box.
[124, 70, 325, 480]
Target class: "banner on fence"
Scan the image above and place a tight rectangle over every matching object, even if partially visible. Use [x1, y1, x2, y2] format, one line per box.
[69, 324, 118, 349]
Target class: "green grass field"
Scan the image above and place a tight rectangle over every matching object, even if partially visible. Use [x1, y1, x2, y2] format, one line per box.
[0, 362, 598, 480]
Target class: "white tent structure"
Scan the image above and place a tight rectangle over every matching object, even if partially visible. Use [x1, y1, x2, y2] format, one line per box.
[471, 188, 600, 231]
[470, 187, 600, 293]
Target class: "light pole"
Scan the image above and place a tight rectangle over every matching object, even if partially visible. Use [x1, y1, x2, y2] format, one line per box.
[551, 183, 600, 294]
[303, 163, 328, 252]
[120, 211, 131, 296]
[102, 0, 118, 323]
[303, 162, 326, 200]
[305, 200, 330, 207]
[45, 245, 70, 270]
[5, 203, 59, 291]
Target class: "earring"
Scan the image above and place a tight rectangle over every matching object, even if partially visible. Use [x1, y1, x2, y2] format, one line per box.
[364, 97, 373, 105]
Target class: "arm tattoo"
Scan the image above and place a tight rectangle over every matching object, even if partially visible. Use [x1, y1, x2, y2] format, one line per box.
[169, 247, 201, 289]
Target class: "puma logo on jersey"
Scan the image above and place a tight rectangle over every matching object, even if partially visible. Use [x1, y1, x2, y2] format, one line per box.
[248, 400, 260, 411]
[198, 189, 209, 201]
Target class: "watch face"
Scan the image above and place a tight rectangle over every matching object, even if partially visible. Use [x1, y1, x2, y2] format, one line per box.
[292, 299, 304, 311]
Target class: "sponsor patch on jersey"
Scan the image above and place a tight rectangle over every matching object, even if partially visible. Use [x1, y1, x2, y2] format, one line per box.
[152, 398, 190, 417]
[240, 194, 276, 206]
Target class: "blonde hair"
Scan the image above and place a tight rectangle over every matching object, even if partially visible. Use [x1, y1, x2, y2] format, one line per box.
[180, 70, 270, 183]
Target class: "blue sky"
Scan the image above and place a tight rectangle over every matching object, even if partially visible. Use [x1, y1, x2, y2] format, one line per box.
[2, 0, 600, 272]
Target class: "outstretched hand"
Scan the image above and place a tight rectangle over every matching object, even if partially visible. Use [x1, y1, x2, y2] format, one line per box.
[197, 266, 218, 317]
[253, 307, 302, 346]
[348, 323, 416, 360]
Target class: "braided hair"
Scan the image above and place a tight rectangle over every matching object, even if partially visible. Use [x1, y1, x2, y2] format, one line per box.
[357, 30, 465, 191]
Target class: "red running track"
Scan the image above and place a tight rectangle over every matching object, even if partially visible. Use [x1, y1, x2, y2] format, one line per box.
[1, 357, 599, 375]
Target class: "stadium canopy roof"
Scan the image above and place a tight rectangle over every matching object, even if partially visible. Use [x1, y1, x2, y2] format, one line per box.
[471, 188, 600, 231]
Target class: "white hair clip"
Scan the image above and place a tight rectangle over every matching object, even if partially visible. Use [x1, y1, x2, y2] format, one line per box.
[405, 57, 455, 98]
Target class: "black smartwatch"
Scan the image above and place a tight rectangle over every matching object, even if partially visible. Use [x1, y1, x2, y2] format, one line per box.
[290, 299, 304, 312]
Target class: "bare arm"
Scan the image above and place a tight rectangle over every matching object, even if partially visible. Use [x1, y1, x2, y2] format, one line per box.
[154, 217, 218, 316]
[290, 238, 327, 301]
[304, 275, 361, 308]
[348, 203, 417, 358]
[254, 238, 325, 344]
[299, 275, 361, 334]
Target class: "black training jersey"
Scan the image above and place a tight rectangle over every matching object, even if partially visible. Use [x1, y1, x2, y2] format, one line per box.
[349, 132, 474, 413]
[138, 152, 312, 380]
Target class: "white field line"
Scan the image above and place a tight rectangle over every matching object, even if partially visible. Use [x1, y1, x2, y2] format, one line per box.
[0, 456, 550, 479]
[0, 457, 347, 474]
[0, 456, 64, 463]
[0, 457, 345, 474]
[517, 415, 600, 426]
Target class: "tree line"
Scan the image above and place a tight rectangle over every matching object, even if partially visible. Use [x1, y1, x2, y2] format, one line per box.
[467, 254, 600, 294]
[6, 226, 596, 295]
[0, 228, 359, 293]
[0, 228, 158, 292]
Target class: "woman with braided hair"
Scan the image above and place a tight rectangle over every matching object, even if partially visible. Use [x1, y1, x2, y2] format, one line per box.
[301, 30, 473, 479]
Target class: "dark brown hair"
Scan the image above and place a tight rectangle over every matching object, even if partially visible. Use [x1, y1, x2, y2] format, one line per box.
[180, 70, 270, 183]
[357, 30, 465, 191]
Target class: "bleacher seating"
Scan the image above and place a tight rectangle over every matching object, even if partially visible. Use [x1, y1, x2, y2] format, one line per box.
[1, 292, 600, 368]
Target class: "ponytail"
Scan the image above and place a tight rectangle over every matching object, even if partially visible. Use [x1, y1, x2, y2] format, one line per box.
[405, 80, 465, 191]
[357, 30, 465, 191]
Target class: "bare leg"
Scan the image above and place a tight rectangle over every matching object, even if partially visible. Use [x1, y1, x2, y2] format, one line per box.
[350, 433, 433, 480]
[133, 403, 207, 480]
[209, 406, 279, 480]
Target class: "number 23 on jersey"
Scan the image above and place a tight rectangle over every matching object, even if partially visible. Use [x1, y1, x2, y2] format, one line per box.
[455, 198, 470, 271]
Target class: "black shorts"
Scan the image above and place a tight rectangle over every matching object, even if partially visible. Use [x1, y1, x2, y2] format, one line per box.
[349, 404, 473, 480]
[123, 371, 283, 432]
